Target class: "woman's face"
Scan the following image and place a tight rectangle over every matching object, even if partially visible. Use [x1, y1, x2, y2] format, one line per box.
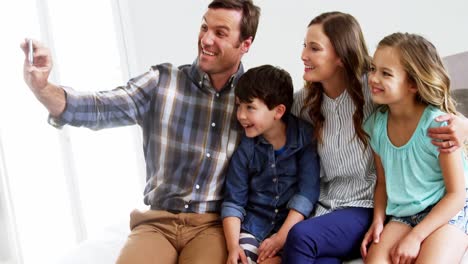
[301, 24, 342, 83]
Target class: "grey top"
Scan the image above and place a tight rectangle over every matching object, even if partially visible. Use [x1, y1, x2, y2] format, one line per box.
[292, 79, 376, 216]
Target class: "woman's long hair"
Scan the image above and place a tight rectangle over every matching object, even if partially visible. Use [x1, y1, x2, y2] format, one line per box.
[301, 12, 371, 147]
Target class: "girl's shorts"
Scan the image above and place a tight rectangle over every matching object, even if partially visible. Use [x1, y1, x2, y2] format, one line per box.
[389, 196, 468, 234]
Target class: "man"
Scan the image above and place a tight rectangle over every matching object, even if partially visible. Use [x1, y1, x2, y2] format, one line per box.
[21, 1, 260, 263]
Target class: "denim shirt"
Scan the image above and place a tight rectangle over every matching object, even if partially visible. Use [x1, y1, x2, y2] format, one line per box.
[221, 114, 320, 241]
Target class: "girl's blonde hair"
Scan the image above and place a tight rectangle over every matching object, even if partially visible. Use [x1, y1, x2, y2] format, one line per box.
[301, 12, 371, 147]
[377, 33, 457, 114]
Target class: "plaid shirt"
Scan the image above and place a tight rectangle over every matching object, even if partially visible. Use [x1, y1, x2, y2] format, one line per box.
[49, 60, 244, 213]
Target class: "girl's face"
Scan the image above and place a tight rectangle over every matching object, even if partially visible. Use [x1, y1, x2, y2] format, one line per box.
[301, 24, 343, 83]
[368, 46, 417, 105]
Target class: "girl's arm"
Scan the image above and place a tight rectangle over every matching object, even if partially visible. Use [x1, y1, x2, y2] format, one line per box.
[257, 209, 304, 262]
[361, 152, 387, 258]
[392, 149, 466, 260]
[372, 153, 388, 227]
[223, 216, 248, 264]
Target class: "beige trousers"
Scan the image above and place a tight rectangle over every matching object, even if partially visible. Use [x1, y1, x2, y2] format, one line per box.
[116, 209, 227, 264]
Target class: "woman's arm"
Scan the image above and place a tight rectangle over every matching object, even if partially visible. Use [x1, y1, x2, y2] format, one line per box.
[428, 113, 468, 152]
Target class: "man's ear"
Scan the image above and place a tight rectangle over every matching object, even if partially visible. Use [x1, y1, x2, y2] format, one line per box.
[274, 104, 286, 120]
[241, 36, 253, 53]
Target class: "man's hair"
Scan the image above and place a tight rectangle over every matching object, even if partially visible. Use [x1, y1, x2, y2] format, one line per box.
[208, 0, 261, 42]
[236, 65, 293, 121]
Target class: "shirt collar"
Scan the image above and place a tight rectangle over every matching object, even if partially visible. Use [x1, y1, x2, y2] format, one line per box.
[256, 114, 300, 149]
[189, 58, 245, 93]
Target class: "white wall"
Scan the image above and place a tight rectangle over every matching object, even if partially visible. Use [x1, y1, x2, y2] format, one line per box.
[118, 0, 468, 90]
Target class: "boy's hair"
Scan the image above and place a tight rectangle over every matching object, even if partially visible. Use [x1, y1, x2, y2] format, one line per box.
[302, 11, 371, 147]
[236, 65, 294, 121]
[377, 32, 457, 115]
[208, 0, 261, 43]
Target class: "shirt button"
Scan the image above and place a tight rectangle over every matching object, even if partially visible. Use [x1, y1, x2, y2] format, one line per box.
[216, 93, 220, 97]
[184, 204, 189, 209]
[274, 209, 279, 213]
[211, 122, 216, 127]
[275, 196, 279, 200]
[199, 81, 202, 86]
[206, 153, 211, 158]
[271, 164, 275, 168]
[272, 178, 277, 183]
[196, 184, 200, 189]
[271, 221, 275, 225]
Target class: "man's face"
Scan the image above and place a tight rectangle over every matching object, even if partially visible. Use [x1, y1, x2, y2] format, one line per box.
[198, 8, 251, 78]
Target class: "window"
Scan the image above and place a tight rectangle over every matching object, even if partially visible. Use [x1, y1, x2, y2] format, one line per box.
[0, 1, 144, 263]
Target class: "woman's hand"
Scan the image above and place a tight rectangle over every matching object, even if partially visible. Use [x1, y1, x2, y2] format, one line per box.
[360, 221, 384, 259]
[258, 234, 284, 262]
[428, 113, 468, 153]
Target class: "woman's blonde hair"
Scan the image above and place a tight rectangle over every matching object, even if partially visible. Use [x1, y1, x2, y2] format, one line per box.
[377, 32, 457, 114]
[301, 11, 371, 147]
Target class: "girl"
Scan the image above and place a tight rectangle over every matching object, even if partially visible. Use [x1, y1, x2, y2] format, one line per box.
[361, 33, 468, 264]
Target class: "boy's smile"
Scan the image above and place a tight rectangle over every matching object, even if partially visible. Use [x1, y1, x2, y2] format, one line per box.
[236, 98, 281, 139]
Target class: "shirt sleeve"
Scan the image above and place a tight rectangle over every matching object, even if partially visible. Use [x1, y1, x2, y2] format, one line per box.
[221, 137, 251, 221]
[48, 67, 160, 130]
[287, 125, 320, 217]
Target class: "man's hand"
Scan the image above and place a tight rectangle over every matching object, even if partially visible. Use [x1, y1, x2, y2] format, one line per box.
[20, 39, 66, 117]
[21, 39, 53, 95]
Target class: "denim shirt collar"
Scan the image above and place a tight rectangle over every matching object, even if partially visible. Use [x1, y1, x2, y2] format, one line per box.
[187, 58, 245, 94]
[256, 114, 301, 150]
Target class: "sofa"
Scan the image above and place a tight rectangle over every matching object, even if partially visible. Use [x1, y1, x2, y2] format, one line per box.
[57, 52, 468, 264]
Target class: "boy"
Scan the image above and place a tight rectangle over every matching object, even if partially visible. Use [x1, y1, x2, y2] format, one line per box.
[221, 65, 320, 264]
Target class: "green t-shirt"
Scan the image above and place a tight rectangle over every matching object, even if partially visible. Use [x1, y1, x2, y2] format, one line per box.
[364, 105, 468, 217]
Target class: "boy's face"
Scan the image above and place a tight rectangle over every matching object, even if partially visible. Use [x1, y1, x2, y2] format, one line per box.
[236, 97, 280, 138]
